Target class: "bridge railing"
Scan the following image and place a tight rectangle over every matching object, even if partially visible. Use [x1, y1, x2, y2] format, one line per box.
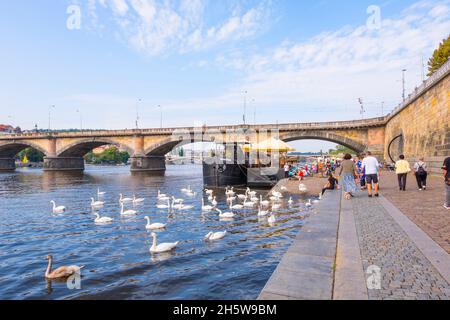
[0, 117, 388, 140]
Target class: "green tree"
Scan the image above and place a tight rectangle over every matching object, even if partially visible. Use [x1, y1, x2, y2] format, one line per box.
[428, 35, 450, 76]
[84, 147, 130, 165]
[328, 145, 355, 156]
[16, 147, 44, 162]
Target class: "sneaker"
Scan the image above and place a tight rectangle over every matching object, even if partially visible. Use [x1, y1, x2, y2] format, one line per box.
[368, 194, 373, 198]
[423, 186, 426, 190]
[419, 189, 422, 191]
[375, 194, 379, 197]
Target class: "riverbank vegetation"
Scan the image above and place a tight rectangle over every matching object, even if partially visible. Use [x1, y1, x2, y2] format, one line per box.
[84, 147, 130, 165]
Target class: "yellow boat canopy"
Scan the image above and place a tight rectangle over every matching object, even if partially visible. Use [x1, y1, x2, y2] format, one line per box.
[241, 137, 295, 152]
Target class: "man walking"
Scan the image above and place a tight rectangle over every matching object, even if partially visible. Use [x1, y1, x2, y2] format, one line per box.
[361, 151, 380, 198]
[395, 155, 411, 191]
[443, 156, 450, 210]
[414, 157, 428, 191]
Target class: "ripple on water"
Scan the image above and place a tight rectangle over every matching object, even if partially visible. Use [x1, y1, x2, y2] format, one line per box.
[0, 165, 313, 300]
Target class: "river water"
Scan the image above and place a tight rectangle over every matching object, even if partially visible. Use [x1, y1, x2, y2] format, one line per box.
[0, 165, 312, 300]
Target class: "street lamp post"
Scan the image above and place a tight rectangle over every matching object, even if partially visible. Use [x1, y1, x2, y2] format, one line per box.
[48, 105, 55, 132]
[136, 99, 142, 129]
[157, 105, 163, 129]
[76, 109, 83, 131]
[402, 69, 407, 102]
[242, 90, 248, 125]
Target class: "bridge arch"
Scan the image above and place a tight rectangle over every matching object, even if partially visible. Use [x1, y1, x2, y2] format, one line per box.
[0, 141, 49, 158]
[280, 131, 367, 154]
[57, 138, 134, 157]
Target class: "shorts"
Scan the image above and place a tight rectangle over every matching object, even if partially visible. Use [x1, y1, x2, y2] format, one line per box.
[366, 174, 379, 184]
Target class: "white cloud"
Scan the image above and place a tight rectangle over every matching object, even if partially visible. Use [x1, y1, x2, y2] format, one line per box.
[199, 0, 450, 120]
[85, 0, 271, 55]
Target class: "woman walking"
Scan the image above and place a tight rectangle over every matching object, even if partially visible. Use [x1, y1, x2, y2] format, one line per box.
[395, 155, 411, 191]
[414, 157, 428, 191]
[338, 153, 359, 200]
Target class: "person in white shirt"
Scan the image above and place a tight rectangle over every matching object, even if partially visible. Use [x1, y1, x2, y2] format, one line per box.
[284, 164, 290, 179]
[361, 151, 381, 198]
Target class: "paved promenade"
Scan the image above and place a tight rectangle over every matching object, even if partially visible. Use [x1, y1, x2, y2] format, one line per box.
[380, 172, 450, 253]
[341, 194, 450, 300]
[260, 175, 450, 300]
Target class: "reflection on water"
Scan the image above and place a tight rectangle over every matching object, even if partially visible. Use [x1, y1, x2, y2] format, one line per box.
[0, 165, 313, 300]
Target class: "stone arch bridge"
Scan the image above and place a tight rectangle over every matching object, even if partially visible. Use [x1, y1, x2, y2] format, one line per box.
[0, 118, 386, 173]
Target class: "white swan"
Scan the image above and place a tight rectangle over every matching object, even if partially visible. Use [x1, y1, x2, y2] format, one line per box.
[208, 194, 214, 202]
[50, 201, 66, 213]
[172, 196, 184, 204]
[120, 202, 137, 215]
[225, 187, 235, 196]
[97, 188, 106, 196]
[133, 195, 145, 204]
[237, 190, 248, 200]
[204, 231, 227, 241]
[272, 191, 283, 198]
[91, 198, 105, 207]
[94, 212, 113, 224]
[119, 194, 133, 203]
[156, 200, 171, 210]
[185, 190, 196, 197]
[288, 197, 294, 205]
[216, 208, 235, 218]
[181, 186, 191, 193]
[227, 196, 236, 203]
[204, 189, 214, 195]
[258, 206, 270, 217]
[145, 216, 166, 230]
[202, 198, 214, 211]
[272, 203, 281, 211]
[229, 199, 243, 210]
[280, 186, 288, 192]
[305, 199, 312, 208]
[171, 199, 185, 210]
[243, 196, 255, 208]
[177, 204, 194, 211]
[268, 215, 277, 224]
[247, 188, 257, 197]
[260, 195, 270, 207]
[211, 196, 218, 207]
[157, 190, 167, 198]
[149, 232, 179, 253]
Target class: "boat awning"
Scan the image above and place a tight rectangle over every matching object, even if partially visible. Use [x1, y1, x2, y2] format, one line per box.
[241, 137, 295, 152]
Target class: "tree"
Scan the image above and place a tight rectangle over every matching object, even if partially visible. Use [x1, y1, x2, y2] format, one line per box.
[428, 35, 450, 76]
[17, 147, 44, 162]
[84, 147, 130, 165]
[328, 145, 355, 156]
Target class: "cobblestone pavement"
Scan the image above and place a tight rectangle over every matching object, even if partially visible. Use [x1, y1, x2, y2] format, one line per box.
[379, 171, 450, 253]
[351, 195, 450, 300]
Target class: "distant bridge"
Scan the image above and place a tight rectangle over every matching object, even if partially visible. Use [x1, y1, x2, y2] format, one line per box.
[1, 58, 449, 174]
[0, 118, 386, 172]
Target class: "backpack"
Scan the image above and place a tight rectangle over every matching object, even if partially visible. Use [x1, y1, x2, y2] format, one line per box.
[417, 163, 426, 176]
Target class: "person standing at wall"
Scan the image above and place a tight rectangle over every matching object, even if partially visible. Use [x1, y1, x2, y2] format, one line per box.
[443, 156, 450, 210]
[414, 157, 428, 191]
[395, 155, 411, 191]
[361, 151, 380, 197]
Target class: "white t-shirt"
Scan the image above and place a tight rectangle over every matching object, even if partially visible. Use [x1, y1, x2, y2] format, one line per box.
[284, 164, 290, 172]
[361, 156, 379, 175]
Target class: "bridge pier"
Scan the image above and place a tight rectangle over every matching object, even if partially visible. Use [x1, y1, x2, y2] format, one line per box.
[43, 157, 85, 171]
[130, 156, 166, 173]
[0, 158, 15, 171]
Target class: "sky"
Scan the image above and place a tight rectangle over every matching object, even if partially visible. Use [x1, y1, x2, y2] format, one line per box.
[0, 0, 449, 151]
